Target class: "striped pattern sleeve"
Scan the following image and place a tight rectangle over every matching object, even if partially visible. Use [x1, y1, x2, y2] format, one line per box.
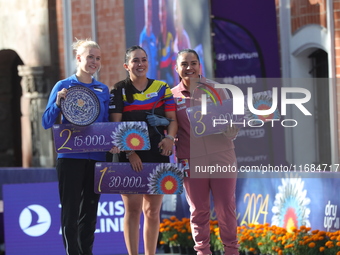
[163, 83, 176, 112]
[122, 80, 175, 112]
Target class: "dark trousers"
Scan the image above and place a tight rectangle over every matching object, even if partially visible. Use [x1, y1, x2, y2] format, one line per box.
[56, 158, 101, 255]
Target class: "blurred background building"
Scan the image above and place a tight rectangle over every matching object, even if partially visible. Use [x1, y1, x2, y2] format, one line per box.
[0, 0, 339, 168]
[1, 1, 340, 254]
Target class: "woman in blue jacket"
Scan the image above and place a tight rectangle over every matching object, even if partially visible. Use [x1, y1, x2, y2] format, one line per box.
[42, 39, 110, 255]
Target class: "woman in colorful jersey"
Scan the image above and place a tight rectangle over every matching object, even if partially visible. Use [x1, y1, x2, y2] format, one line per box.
[171, 49, 239, 255]
[109, 45, 177, 255]
[42, 39, 110, 255]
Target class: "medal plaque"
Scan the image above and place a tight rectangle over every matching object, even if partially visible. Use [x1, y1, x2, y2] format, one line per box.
[61, 85, 100, 126]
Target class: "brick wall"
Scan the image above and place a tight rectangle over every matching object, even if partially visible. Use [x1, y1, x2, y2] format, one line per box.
[55, 0, 126, 89]
[289, 0, 340, 98]
[290, 0, 327, 34]
[276, 0, 340, 160]
[71, 0, 92, 38]
[334, 0, 340, 79]
[56, 0, 65, 80]
[335, 0, 340, 155]
[274, 0, 329, 74]
[96, 0, 127, 89]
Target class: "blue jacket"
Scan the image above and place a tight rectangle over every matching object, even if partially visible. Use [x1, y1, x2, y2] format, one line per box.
[42, 74, 110, 161]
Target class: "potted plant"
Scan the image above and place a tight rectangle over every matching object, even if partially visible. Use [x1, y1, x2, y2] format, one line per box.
[210, 220, 224, 255]
[159, 216, 181, 253]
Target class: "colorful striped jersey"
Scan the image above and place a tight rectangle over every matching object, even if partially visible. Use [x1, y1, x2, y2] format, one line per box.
[109, 78, 175, 122]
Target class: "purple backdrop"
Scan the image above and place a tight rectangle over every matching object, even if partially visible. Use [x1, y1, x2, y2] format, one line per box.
[211, 0, 286, 168]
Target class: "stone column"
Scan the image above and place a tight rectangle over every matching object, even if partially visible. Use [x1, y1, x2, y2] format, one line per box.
[18, 65, 55, 167]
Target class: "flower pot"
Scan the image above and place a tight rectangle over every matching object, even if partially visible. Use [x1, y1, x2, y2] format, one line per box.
[170, 245, 180, 254]
[180, 246, 187, 255]
[212, 250, 224, 255]
[186, 246, 195, 254]
[180, 246, 195, 255]
[161, 244, 170, 253]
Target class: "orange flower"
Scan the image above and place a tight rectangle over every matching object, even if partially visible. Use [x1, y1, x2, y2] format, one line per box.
[325, 240, 332, 246]
[211, 220, 218, 225]
[291, 227, 298, 232]
[308, 242, 316, 248]
[170, 216, 177, 221]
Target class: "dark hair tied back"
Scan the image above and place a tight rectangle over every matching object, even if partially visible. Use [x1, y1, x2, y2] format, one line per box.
[176, 49, 200, 64]
[123, 45, 148, 103]
[125, 45, 148, 64]
[176, 49, 200, 82]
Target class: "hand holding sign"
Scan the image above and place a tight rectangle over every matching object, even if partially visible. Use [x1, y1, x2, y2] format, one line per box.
[52, 122, 150, 153]
[222, 125, 240, 140]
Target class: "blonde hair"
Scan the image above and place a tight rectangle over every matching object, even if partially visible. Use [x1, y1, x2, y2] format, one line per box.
[72, 38, 100, 56]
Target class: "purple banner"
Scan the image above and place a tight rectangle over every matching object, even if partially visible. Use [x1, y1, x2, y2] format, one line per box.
[3, 182, 143, 255]
[52, 122, 150, 153]
[211, 1, 286, 168]
[211, 1, 281, 79]
[2, 171, 340, 254]
[235, 172, 340, 232]
[94, 162, 184, 194]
